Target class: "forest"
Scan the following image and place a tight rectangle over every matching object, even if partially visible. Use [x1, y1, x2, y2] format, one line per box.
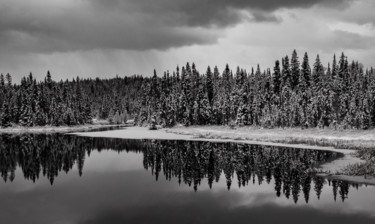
[0, 50, 374, 129]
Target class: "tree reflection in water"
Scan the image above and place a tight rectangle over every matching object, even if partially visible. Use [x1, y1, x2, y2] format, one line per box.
[0, 134, 356, 203]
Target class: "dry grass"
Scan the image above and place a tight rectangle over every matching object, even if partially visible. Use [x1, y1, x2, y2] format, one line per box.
[0, 123, 119, 134]
[167, 125, 375, 150]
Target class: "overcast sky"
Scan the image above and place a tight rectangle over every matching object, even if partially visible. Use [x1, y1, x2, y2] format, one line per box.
[1, 0, 375, 82]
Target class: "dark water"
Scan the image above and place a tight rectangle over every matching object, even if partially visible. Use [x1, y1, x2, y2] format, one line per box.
[0, 134, 375, 224]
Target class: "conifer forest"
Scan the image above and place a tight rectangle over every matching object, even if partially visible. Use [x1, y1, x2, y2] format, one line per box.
[1, 51, 375, 129]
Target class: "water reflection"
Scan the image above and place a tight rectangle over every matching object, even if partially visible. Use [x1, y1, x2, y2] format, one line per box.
[0, 134, 358, 204]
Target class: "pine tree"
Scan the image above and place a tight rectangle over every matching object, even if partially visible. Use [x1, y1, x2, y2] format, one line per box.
[300, 52, 311, 90]
[223, 64, 231, 95]
[0, 74, 4, 87]
[312, 55, 324, 89]
[290, 50, 300, 90]
[332, 54, 338, 80]
[0, 103, 11, 127]
[5, 73, 11, 86]
[282, 56, 291, 88]
[213, 66, 220, 97]
[46, 70, 53, 89]
[206, 66, 214, 106]
[272, 60, 282, 95]
[222, 64, 232, 124]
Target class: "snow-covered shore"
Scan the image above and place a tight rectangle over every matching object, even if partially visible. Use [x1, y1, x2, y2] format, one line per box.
[166, 125, 375, 150]
[0, 124, 121, 134]
[72, 126, 353, 153]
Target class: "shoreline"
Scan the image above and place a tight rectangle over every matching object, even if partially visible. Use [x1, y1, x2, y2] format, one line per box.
[166, 125, 375, 150]
[165, 126, 375, 185]
[4, 125, 373, 186]
[72, 126, 375, 185]
[0, 124, 124, 134]
[72, 126, 354, 153]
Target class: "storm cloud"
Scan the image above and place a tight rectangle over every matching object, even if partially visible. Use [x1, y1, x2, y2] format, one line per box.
[1, 0, 374, 82]
[0, 0, 353, 53]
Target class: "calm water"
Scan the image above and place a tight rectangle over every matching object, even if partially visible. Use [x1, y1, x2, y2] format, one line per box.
[1, 134, 375, 224]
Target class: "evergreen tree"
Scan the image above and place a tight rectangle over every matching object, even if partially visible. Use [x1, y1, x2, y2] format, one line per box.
[272, 60, 282, 95]
[6, 73, 12, 86]
[0, 74, 4, 87]
[290, 50, 300, 89]
[282, 56, 291, 88]
[0, 103, 11, 127]
[312, 55, 324, 89]
[206, 66, 214, 106]
[299, 52, 311, 90]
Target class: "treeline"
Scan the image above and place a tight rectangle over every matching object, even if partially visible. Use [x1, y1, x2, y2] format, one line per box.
[0, 71, 146, 127]
[1, 50, 375, 129]
[135, 51, 375, 129]
[0, 72, 92, 127]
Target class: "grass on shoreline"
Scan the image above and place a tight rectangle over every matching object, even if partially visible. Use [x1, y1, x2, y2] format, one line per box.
[0, 123, 121, 134]
[166, 125, 375, 150]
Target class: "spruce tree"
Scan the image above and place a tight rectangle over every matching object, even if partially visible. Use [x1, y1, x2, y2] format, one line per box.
[290, 50, 300, 90]
[282, 56, 291, 88]
[0, 74, 4, 87]
[0, 103, 11, 127]
[272, 60, 282, 95]
[300, 52, 311, 90]
[312, 55, 324, 89]
[206, 66, 214, 106]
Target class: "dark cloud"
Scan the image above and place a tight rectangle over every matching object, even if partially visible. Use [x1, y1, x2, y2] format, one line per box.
[0, 0, 353, 53]
[330, 30, 375, 50]
[251, 11, 281, 22]
[328, 1, 375, 26]
[92, 0, 352, 27]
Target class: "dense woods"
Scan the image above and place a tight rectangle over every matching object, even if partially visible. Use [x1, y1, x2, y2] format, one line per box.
[0, 72, 92, 127]
[0, 134, 354, 202]
[1, 51, 375, 129]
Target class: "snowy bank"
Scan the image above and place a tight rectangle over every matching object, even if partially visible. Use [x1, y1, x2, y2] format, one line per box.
[0, 124, 122, 134]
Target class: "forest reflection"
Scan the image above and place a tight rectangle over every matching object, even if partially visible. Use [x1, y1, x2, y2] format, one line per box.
[0, 134, 358, 203]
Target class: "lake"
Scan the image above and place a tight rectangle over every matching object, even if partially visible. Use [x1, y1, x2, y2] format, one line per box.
[1, 133, 375, 224]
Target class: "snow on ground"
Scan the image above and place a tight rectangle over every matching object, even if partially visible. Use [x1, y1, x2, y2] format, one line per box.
[166, 125, 375, 151]
[0, 124, 119, 134]
[71, 126, 194, 140]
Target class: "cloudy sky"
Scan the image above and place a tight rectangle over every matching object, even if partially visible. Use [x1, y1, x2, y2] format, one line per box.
[1, 0, 375, 82]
